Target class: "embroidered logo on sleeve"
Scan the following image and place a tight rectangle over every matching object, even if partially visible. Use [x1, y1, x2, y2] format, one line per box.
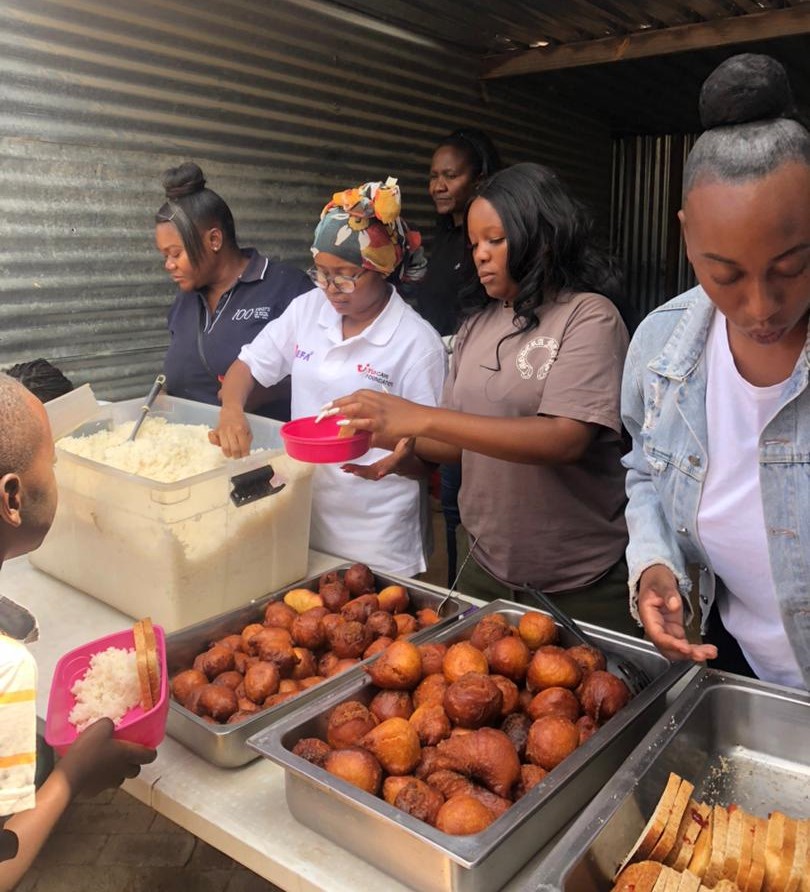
[516, 337, 559, 380]
[357, 363, 394, 389]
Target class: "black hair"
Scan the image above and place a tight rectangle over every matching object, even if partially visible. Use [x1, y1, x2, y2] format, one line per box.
[459, 163, 631, 347]
[435, 128, 502, 181]
[5, 359, 74, 403]
[685, 54, 810, 193]
[0, 373, 42, 476]
[155, 162, 238, 267]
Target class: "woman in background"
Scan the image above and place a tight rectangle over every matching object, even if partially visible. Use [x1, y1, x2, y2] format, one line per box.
[211, 179, 446, 577]
[155, 162, 310, 419]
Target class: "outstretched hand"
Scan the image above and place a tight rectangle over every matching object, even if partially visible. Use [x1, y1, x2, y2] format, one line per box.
[637, 564, 718, 663]
[331, 390, 426, 447]
[57, 718, 157, 799]
[342, 436, 427, 481]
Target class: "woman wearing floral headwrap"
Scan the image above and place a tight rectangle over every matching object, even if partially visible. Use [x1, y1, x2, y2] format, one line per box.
[211, 179, 446, 575]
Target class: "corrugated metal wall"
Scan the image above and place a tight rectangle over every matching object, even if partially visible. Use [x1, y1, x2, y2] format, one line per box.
[0, 0, 612, 400]
[610, 132, 698, 319]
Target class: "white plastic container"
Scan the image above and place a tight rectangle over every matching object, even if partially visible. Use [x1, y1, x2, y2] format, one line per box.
[31, 396, 314, 632]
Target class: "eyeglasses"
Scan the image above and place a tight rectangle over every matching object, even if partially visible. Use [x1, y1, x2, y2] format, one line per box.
[307, 267, 367, 294]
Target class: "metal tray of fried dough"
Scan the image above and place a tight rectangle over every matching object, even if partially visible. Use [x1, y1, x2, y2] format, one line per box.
[166, 564, 473, 768]
[529, 669, 810, 891]
[248, 600, 693, 892]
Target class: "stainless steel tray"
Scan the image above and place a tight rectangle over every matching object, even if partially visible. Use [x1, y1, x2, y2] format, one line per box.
[166, 564, 473, 768]
[529, 669, 810, 891]
[247, 599, 692, 892]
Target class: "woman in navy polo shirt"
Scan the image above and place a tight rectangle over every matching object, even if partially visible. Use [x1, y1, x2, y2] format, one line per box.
[155, 162, 310, 420]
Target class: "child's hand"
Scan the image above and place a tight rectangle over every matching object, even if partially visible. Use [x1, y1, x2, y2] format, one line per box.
[57, 718, 157, 798]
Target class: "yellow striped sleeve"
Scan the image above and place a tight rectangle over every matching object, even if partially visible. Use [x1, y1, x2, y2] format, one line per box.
[0, 688, 35, 705]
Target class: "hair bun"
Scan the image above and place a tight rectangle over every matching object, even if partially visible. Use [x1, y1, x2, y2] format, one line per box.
[162, 162, 206, 200]
[699, 53, 795, 129]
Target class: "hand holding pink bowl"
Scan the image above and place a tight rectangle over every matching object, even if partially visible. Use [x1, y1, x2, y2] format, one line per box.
[45, 626, 168, 756]
[280, 415, 371, 463]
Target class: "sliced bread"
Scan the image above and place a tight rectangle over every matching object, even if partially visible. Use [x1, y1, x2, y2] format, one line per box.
[670, 801, 712, 872]
[745, 816, 768, 892]
[612, 860, 663, 892]
[689, 807, 714, 880]
[651, 779, 696, 863]
[617, 774, 684, 874]
[785, 818, 808, 892]
[724, 806, 745, 884]
[735, 808, 757, 890]
[705, 805, 730, 887]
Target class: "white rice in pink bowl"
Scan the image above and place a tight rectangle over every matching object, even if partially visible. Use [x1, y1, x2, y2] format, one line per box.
[68, 646, 140, 731]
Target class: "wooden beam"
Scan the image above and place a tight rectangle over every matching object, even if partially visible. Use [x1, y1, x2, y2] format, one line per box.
[482, 4, 810, 79]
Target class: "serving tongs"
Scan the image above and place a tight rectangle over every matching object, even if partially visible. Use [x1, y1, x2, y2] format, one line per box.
[127, 374, 166, 442]
[520, 583, 652, 696]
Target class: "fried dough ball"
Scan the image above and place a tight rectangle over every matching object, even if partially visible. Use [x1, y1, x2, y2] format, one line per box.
[240, 623, 265, 654]
[394, 779, 445, 826]
[172, 669, 209, 708]
[318, 569, 341, 590]
[290, 647, 318, 680]
[366, 640, 423, 690]
[393, 614, 419, 638]
[409, 704, 452, 746]
[252, 630, 299, 676]
[298, 675, 325, 689]
[365, 610, 397, 640]
[194, 684, 238, 722]
[566, 644, 607, 675]
[377, 584, 409, 613]
[318, 652, 340, 677]
[382, 775, 415, 805]
[469, 614, 512, 652]
[578, 671, 631, 724]
[418, 643, 447, 676]
[343, 563, 376, 596]
[226, 710, 257, 724]
[414, 745, 442, 780]
[278, 679, 301, 694]
[215, 634, 244, 652]
[489, 675, 520, 717]
[362, 717, 422, 775]
[212, 670, 244, 691]
[527, 687, 581, 723]
[326, 701, 377, 749]
[526, 649, 582, 692]
[525, 715, 579, 770]
[263, 600, 297, 631]
[324, 748, 383, 795]
[329, 658, 360, 676]
[341, 594, 380, 624]
[291, 607, 328, 650]
[328, 620, 372, 659]
[434, 727, 520, 798]
[435, 795, 496, 835]
[424, 768, 472, 799]
[319, 580, 350, 612]
[364, 637, 394, 658]
[292, 737, 331, 768]
[321, 613, 345, 638]
[443, 642, 488, 683]
[415, 608, 440, 629]
[232, 651, 257, 674]
[485, 636, 530, 683]
[414, 673, 449, 708]
[444, 673, 503, 729]
[264, 691, 297, 708]
[369, 690, 414, 723]
[199, 645, 235, 679]
[518, 612, 558, 649]
[236, 696, 261, 715]
[192, 652, 206, 674]
[515, 764, 548, 799]
[576, 715, 599, 745]
[244, 661, 280, 703]
[499, 712, 532, 761]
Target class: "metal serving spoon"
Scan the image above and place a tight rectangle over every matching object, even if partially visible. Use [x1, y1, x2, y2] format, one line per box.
[127, 374, 166, 442]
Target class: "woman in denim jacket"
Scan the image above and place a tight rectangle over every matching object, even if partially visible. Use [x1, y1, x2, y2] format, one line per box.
[622, 54, 810, 690]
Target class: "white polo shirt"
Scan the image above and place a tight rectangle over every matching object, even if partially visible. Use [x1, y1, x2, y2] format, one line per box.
[239, 286, 447, 575]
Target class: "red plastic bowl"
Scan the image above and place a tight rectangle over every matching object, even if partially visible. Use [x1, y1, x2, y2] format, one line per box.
[281, 415, 371, 463]
[45, 625, 168, 756]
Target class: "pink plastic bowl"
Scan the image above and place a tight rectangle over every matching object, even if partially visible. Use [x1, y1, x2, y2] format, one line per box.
[280, 415, 371, 463]
[45, 625, 168, 756]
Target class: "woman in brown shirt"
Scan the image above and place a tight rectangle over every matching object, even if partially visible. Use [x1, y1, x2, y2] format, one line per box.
[333, 163, 635, 635]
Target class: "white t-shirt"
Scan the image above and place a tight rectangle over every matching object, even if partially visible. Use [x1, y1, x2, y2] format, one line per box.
[0, 635, 37, 816]
[239, 286, 447, 576]
[697, 312, 803, 687]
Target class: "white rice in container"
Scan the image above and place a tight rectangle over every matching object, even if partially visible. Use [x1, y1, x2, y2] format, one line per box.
[69, 646, 141, 732]
[58, 416, 226, 483]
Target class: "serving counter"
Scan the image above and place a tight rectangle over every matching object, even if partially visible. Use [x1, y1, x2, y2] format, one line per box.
[2, 552, 567, 892]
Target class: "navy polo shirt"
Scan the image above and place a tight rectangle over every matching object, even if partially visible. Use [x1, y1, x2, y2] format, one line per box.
[163, 248, 310, 419]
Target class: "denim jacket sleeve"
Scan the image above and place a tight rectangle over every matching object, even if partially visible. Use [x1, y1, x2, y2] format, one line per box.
[621, 331, 694, 624]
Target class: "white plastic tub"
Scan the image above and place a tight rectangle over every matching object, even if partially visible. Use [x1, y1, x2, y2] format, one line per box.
[31, 395, 313, 631]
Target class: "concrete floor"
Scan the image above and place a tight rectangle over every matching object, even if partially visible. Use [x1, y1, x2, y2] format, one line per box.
[22, 503, 451, 891]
